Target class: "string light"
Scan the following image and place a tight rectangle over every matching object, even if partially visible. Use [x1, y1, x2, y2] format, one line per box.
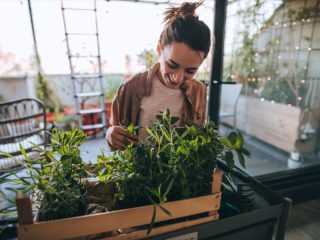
[271, 100, 275, 104]
[298, 97, 302, 101]
[278, 55, 282, 59]
[308, 47, 312, 51]
[295, 46, 300, 50]
[251, 68, 255, 72]
[307, 19, 310, 22]
[293, 21, 296, 25]
[267, 77, 271, 81]
[301, 79, 305, 84]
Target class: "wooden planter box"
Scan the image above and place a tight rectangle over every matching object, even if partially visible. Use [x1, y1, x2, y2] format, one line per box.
[221, 95, 320, 153]
[16, 171, 222, 240]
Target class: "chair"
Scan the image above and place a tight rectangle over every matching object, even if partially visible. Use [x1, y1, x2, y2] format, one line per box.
[219, 83, 243, 129]
[0, 98, 47, 171]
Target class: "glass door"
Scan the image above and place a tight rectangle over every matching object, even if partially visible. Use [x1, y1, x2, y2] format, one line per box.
[218, 0, 320, 177]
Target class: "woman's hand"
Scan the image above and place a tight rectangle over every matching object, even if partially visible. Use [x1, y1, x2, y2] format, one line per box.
[106, 126, 139, 150]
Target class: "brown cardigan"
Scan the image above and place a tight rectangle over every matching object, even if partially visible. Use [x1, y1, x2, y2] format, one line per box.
[110, 63, 207, 128]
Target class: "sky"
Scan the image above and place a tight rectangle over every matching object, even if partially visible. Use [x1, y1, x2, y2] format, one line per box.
[0, 0, 214, 74]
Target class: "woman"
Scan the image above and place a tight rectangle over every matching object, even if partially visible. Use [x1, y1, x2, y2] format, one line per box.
[106, 1, 212, 150]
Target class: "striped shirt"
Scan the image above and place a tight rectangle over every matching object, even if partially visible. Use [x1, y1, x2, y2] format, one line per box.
[138, 76, 184, 141]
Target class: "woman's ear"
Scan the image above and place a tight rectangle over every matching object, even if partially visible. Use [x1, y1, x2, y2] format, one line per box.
[156, 43, 161, 56]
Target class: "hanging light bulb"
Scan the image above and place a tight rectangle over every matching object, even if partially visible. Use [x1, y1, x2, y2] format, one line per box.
[308, 47, 312, 51]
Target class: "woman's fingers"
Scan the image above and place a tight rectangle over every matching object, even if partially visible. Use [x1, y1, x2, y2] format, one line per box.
[116, 127, 139, 143]
[106, 126, 139, 150]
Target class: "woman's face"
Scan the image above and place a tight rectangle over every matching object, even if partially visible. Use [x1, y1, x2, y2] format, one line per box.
[157, 42, 205, 89]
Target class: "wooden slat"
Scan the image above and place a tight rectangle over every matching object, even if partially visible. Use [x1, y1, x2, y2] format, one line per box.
[18, 193, 221, 240]
[16, 192, 33, 225]
[105, 215, 219, 240]
[209, 169, 222, 216]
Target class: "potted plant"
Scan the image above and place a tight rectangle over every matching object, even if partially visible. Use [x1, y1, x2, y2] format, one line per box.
[0, 111, 290, 239]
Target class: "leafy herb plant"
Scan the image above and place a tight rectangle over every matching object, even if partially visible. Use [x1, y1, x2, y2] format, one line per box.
[96, 109, 250, 212]
[0, 128, 89, 221]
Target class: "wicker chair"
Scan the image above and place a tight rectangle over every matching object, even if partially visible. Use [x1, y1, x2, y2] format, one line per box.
[0, 98, 47, 171]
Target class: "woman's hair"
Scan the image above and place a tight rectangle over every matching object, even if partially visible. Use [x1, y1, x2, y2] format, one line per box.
[159, 1, 211, 58]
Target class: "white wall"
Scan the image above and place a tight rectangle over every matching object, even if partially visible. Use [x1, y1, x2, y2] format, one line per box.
[0, 75, 36, 101]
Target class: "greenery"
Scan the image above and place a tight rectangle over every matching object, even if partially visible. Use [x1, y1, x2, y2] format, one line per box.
[36, 72, 62, 112]
[0, 112, 250, 234]
[104, 74, 124, 101]
[225, 0, 316, 107]
[137, 48, 158, 69]
[95, 110, 250, 232]
[0, 128, 88, 222]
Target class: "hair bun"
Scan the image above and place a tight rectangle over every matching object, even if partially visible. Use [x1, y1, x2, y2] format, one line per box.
[163, 1, 203, 25]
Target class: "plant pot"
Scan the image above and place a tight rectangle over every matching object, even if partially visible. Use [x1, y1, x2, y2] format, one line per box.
[221, 95, 320, 154]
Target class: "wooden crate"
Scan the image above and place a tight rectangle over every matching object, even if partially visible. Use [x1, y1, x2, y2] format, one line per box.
[16, 170, 222, 240]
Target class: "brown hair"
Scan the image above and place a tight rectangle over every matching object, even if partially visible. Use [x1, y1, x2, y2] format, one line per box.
[159, 1, 211, 59]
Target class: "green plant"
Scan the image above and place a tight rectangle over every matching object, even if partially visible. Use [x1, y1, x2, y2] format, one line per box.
[36, 73, 63, 112]
[104, 74, 124, 101]
[0, 128, 89, 222]
[137, 48, 158, 69]
[95, 110, 250, 232]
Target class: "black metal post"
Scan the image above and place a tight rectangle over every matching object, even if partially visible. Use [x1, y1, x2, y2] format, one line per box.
[207, 0, 227, 126]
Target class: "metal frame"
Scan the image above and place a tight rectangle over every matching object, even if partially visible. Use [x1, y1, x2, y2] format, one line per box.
[0, 98, 47, 170]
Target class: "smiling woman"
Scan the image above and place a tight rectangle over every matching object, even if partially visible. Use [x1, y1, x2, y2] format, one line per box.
[105, 1, 212, 150]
